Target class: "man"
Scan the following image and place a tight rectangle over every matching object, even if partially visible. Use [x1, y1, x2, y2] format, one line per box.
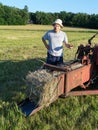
[42, 19, 73, 65]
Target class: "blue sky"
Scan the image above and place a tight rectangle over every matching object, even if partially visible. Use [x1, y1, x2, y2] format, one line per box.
[0, 0, 98, 14]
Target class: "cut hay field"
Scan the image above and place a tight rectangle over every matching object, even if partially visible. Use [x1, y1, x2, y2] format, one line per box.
[0, 24, 98, 130]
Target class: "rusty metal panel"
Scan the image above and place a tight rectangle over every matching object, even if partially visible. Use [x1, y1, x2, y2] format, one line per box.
[57, 74, 65, 96]
[65, 64, 91, 93]
[81, 64, 91, 83]
[65, 68, 82, 93]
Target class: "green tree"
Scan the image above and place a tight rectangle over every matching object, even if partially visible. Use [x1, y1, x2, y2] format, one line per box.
[0, 4, 29, 25]
[0, 3, 5, 24]
[89, 14, 98, 29]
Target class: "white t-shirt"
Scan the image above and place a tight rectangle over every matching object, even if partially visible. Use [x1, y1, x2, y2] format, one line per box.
[43, 30, 68, 56]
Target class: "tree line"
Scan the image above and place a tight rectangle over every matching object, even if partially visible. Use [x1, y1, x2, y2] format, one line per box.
[0, 3, 98, 29]
[30, 11, 98, 29]
[0, 3, 29, 25]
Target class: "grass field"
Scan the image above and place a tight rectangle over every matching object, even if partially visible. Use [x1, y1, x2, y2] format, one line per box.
[0, 25, 98, 130]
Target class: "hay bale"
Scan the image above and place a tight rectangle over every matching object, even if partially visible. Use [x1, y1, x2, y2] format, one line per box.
[26, 69, 61, 106]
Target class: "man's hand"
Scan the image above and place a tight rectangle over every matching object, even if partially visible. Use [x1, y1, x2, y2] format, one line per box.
[65, 43, 73, 49]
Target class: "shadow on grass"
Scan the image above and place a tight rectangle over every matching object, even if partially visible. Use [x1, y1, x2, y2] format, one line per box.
[0, 58, 46, 103]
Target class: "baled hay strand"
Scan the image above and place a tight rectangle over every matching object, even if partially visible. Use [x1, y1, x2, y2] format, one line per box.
[26, 69, 61, 106]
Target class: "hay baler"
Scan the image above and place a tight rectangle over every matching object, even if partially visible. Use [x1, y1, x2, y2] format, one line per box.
[19, 33, 98, 117]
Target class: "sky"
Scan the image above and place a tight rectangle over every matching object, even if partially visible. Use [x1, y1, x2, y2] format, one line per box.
[0, 0, 98, 15]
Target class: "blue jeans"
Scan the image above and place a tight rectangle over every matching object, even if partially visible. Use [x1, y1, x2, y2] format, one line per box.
[46, 52, 63, 65]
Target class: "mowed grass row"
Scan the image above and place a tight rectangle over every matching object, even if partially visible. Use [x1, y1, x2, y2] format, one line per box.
[0, 25, 98, 130]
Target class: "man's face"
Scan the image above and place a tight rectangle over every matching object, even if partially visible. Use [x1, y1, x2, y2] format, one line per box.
[53, 24, 61, 32]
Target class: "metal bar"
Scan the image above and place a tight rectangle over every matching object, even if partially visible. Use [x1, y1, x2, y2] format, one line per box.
[43, 63, 68, 71]
[67, 89, 98, 96]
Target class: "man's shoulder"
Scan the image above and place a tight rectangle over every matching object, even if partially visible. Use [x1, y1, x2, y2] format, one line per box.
[43, 30, 54, 38]
[45, 30, 54, 36]
[47, 30, 54, 33]
[60, 31, 67, 36]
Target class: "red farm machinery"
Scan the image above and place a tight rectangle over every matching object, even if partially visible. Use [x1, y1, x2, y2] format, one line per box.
[18, 32, 98, 117]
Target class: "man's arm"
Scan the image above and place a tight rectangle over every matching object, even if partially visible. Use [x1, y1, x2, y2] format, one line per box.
[63, 32, 73, 49]
[65, 42, 73, 49]
[42, 37, 49, 50]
